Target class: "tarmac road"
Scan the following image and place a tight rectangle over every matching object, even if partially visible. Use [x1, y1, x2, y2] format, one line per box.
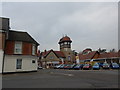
[2, 69, 119, 88]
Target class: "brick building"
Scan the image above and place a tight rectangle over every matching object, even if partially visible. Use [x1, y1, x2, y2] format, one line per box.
[39, 35, 76, 68]
[78, 48, 120, 65]
[0, 17, 39, 73]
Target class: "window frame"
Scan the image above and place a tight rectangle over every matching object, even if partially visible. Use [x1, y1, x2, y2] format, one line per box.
[14, 41, 22, 54]
[16, 59, 22, 69]
[32, 44, 36, 55]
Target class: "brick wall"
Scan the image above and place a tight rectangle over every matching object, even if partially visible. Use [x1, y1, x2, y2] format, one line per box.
[5, 41, 38, 56]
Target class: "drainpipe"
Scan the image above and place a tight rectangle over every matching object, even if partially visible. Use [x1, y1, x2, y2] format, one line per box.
[2, 31, 7, 74]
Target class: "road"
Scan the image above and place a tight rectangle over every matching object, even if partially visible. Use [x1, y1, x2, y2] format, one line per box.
[2, 69, 119, 88]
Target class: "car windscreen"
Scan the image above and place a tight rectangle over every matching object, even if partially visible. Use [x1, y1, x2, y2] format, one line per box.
[84, 64, 89, 66]
[112, 63, 118, 66]
[75, 64, 81, 67]
[94, 64, 99, 66]
[103, 63, 109, 66]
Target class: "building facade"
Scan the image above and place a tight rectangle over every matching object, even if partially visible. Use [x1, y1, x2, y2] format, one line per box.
[0, 17, 39, 73]
[78, 48, 120, 65]
[0, 17, 9, 73]
[39, 35, 76, 68]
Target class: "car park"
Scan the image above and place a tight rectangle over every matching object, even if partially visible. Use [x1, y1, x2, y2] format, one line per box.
[110, 63, 119, 69]
[83, 64, 92, 70]
[102, 62, 110, 69]
[73, 64, 84, 70]
[92, 63, 100, 70]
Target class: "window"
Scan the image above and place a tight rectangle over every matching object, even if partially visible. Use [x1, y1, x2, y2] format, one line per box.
[64, 42, 67, 44]
[32, 44, 36, 55]
[32, 60, 36, 63]
[14, 42, 22, 54]
[68, 56, 71, 61]
[16, 59, 22, 69]
[50, 56, 54, 59]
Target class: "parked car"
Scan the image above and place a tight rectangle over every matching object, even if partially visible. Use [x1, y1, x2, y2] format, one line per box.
[110, 63, 119, 69]
[83, 64, 92, 70]
[63, 64, 71, 69]
[68, 64, 77, 70]
[92, 63, 100, 70]
[38, 66, 43, 69]
[54, 64, 63, 69]
[59, 64, 67, 69]
[98, 63, 103, 67]
[102, 62, 110, 69]
[73, 64, 84, 70]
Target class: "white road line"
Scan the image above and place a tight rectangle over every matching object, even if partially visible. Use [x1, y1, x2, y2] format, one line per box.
[50, 72, 74, 76]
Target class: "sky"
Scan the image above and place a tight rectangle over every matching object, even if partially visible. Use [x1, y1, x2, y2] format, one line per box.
[1, 2, 118, 52]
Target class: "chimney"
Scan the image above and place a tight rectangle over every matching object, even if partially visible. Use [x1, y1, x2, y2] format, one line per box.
[44, 49, 47, 54]
[0, 17, 10, 31]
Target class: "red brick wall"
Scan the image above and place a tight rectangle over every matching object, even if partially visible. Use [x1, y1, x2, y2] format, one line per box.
[5, 41, 14, 55]
[5, 41, 38, 56]
[22, 42, 32, 55]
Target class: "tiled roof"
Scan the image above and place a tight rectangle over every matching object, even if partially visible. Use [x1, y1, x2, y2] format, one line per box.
[41, 50, 65, 58]
[98, 52, 119, 59]
[41, 51, 50, 57]
[54, 51, 65, 58]
[79, 51, 98, 60]
[8, 30, 39, 45]
[79, 51, 120, 60]
[58, 35, 72, 44]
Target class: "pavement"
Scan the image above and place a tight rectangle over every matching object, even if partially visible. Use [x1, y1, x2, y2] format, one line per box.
[2, 69, 119, 88]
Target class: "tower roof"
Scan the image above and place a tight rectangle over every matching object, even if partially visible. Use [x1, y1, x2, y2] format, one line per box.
[58, 35, 72, 44]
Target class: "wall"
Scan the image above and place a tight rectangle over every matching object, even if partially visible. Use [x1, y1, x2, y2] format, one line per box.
[62, 50, 75, 64]
[45, 51, 60, 61]
[5, 41, 37, 56]
[5, 41, 14, 55]
[0, 32, 5, 50]
[0, 50, 3, 73]
[3, 55, 38, 73]
[22, 42, 32, 55]
[0, 32, 5, 73]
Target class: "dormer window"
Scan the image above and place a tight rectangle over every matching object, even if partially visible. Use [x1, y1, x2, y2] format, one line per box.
[14, 42, 22, 54]
[32, 44, 36, 55]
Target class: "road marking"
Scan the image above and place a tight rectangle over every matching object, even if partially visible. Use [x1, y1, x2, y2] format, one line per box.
[50, 72, 74, 76]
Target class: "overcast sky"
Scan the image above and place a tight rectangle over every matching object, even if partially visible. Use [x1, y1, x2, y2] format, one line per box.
[2, 2, 118, 52]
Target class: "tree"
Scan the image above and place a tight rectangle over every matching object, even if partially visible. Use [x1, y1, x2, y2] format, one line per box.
[98, 48, 106, 53]
[110, 49, 115, 52]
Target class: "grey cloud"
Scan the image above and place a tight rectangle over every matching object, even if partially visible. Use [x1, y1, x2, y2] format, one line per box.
[2, 2, 118, 52]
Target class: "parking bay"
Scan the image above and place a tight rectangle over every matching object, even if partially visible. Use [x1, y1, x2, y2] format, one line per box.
[2, 69, 119, 88]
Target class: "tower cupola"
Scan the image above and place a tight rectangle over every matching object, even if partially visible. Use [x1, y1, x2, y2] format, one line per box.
[58, 35, 72, 51]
